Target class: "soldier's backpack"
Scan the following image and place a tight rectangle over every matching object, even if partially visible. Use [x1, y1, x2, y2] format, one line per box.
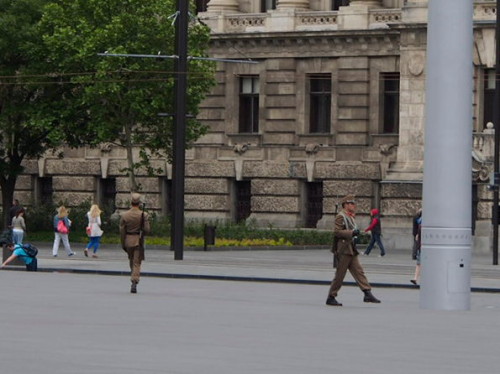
[21, 243, 38, 257]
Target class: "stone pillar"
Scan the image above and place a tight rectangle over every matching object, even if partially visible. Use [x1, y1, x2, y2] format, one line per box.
[337, 0, 382, 30]
[276, 0, 309, 10]
[348, 0, 382, 7]
[420, 0, 473, 311]
[402, 0, 428, 23]
[385, 2, 428, 181]
[206, 0, 239, 13]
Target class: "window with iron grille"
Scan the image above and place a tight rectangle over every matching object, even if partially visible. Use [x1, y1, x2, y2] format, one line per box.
[261, 0, 277, 11]
[38, 177, 53, 205]
[305, 182, 323, 228]
[309, 75, 331, 133]
[239, 76, 260, 133]
[381, 72, 400, 134]
[100, 178, 116, 212]
[235, 181, 252, 223]
[483, 69, 495, 128]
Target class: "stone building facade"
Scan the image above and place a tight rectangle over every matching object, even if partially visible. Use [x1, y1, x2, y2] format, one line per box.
[10, 0, 499, 251]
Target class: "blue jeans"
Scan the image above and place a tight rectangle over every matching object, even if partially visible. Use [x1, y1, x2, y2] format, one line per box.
[12, 229, 24, 244]
[86, 236, 101, 253]
[364, 233, 386, 255]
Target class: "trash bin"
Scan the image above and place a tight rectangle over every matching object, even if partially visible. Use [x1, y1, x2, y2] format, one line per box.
[203, 225, 216, 251]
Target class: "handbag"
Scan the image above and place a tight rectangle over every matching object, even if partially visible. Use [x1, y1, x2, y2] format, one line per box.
[86, 226, 92, 236]
[57, 219, 69, 234]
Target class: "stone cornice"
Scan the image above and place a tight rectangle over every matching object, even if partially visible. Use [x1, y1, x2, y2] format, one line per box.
[210, 30, 400, 58]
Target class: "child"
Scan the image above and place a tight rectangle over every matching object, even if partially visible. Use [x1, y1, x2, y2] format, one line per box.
[363, 208, 386, 257]
[1, 242, 38, 271]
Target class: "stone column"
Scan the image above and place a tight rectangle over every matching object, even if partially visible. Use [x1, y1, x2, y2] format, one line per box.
[276, 0, 309, 10]
[402, 0, 428, 23]
[337, 0, 382, 30]
[206, 0, 239, 13]
[420, 0, 473, 311]
[347, 0, 382, 7]
[385, 1, 428, 180]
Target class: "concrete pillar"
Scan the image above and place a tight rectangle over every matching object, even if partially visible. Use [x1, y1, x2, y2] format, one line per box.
[206, 0, 239, 13]
[420, 0, 473, 311]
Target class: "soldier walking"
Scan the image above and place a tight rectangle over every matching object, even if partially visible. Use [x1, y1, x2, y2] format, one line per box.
[120, 193, 150, 294]
[327, 194, 381, 306]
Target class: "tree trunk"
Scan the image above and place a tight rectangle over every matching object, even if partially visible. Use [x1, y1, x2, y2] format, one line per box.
[0, 176, 17, 229]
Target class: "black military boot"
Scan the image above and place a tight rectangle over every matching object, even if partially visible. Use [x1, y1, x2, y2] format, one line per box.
[130, 281, 138, 294]
[363, 290, 381, 303]
[326, 296, 342, 306]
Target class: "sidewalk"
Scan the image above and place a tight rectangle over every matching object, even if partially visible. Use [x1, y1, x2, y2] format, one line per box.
[6, 241, 500, 292]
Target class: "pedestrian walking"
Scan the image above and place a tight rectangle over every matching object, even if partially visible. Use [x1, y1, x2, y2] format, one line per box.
[85, 204, 104, 258]
[52, 206, 75, 257]
[326, 194, 381, 306]
[1, 242, 37, 271]
[9, 199, 22, 220]
[411, 213, 422, 285]
[120, 193, 150, 294]
[11, 208, 26, 244]
[363, 208, 386, 256]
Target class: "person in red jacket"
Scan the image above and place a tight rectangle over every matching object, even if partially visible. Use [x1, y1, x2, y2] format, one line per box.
[363, 208, 386, 257]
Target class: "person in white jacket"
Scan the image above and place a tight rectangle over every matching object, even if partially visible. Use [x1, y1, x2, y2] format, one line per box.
[85, 204, 104, 258]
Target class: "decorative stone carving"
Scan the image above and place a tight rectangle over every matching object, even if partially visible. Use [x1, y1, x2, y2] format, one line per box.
[233, 143, 250, 155]
[305, 143, 320, 155]
[408, 52, 425, 76]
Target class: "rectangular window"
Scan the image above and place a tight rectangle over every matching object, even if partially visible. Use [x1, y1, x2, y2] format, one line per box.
[234, 181, 252, 223]
[37, 177, 53, 205]
[309, 75, 332, 133]
[160, 178, 173, 217]
[239, 76, 259, 133]
[261, 0, 277, 11]
[381, 73, 400, 134]
[332, 0, 350, 10]
[99, 178, 117, 212]
[305, 182, 323, 228]
[483, 69, 495, 128]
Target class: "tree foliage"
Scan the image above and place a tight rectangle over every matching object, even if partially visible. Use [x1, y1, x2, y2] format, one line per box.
[0, 0, 91, 226]
[39, 0, 216, 190]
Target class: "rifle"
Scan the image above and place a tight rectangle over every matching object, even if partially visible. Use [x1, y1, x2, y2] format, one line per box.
[139, 202, 145, 248]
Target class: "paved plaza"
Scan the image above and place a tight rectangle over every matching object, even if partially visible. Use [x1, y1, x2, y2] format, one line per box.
[0, 244, 499, 373]
[0, 271, 499, 374]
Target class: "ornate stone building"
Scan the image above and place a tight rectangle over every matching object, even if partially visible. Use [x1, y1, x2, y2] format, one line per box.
[11, 0, 499, 250]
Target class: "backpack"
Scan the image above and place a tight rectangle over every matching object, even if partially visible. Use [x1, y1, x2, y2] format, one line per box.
[22, 243, 38, 257]
[57, 219, 69, 234]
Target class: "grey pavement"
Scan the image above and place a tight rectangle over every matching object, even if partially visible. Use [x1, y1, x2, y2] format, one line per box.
[4, 241, 500, 292]
[0, 270, 499, 374]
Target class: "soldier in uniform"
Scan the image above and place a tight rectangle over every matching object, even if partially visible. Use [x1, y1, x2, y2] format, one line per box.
[326, 194, 381, 306]
[120, 193, 150, 294]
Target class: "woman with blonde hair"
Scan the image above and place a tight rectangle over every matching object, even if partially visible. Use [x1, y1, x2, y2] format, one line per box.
[53, 206, 75, 257]
[85, 204, 104, 258]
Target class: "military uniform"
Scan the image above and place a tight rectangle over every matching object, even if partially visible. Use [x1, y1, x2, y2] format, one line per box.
[326, 195, 380, 306]
[120, 194, 150, 292]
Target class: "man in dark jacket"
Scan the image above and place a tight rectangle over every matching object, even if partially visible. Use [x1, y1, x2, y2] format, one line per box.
[363, 208, 386, 256]
[326, 195, 381, 307]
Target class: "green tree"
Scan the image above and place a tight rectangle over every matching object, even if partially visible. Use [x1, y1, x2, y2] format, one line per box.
[0, 0, 95, 227]
[39, 0, 216, 191]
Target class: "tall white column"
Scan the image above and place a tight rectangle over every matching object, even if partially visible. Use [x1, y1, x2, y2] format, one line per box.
[276, 0, 309, 10]
[206, 0, 239, 13]
[348, 0, 382, 7]
[420, 0, 473, 310]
